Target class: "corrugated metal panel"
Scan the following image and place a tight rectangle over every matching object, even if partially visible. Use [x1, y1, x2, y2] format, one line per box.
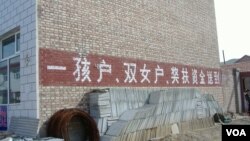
[9, 117, 39, 138]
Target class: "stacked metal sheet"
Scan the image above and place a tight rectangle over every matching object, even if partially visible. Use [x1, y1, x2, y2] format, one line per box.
[109, 88, 152, 118]
[89, 92, 111, 118]
[101, 117, 214, 141]
[88, 88, 221, 140]
[88, 91, 111, 135]
[88, 88, 153, 136]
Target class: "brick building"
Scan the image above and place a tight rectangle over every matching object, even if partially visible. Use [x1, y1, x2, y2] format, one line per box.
[221, 55, 250, 113]
[0, 0, 222, 135]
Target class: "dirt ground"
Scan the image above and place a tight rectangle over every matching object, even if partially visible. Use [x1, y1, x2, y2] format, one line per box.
[0, 115, 249, 141]
[163, 115, 250, 141]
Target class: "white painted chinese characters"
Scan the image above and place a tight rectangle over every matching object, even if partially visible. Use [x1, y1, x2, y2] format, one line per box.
[72, 57, 221, 86]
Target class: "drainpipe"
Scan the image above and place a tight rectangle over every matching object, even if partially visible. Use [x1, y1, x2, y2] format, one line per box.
[233, 68, 242, 113]
[222, 50, 226, 64]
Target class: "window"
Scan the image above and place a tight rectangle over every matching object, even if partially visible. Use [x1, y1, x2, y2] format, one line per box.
[0, 33, 20, 104]
[2, 33, 20, 58]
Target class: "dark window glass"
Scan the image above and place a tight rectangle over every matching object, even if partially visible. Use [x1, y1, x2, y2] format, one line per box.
[9, 56, 20, 103]
[0, 61, 8, 104]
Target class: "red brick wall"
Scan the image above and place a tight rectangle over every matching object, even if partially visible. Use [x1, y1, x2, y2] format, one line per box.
[40, 48, 221, 87]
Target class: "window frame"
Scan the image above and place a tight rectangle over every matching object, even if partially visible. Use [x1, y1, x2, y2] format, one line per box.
[0, 32, 20, 105]
[1, 32, 20, 61]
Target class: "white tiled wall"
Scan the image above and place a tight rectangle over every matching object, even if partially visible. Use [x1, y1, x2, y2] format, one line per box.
[0, 0, 38, 126]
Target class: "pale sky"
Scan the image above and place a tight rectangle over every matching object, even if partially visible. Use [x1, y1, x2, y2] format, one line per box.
[214, 0, 250, 62]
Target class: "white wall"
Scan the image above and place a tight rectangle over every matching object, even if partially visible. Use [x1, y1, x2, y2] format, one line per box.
[0, 0, 38, 125]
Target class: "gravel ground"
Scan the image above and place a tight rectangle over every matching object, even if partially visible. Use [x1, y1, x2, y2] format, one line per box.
[163, 126, 221, 141]
[163, 115, 250, 141]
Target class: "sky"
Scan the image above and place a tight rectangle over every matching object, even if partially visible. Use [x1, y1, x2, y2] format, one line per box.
[214, 0, 250, 62]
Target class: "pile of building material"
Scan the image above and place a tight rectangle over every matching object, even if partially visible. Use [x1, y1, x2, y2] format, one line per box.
[88, 88, 154, 136]
[88, 88, 222, 141]
[101, 117, 215, 141]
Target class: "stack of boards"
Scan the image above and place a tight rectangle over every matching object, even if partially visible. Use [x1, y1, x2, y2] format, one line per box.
[88, 88, 221, 141]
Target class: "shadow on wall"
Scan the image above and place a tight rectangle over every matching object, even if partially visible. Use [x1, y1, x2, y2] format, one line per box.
[233, 69, 241, 113]
[223, 68, 242, 113]
[225, 89, 237, 113]
[76, 93, 89, 111]
[38, 89, 92, 138]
